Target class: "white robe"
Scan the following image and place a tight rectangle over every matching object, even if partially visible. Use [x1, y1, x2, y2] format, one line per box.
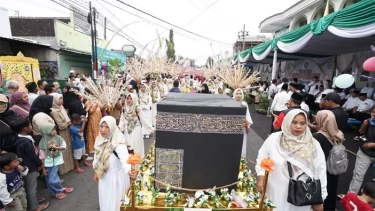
[242, 102, 253, 158]
[255, 132, 327, 211]
[151, 91, 161, 126]
[140, 94, 152, 136]
[119, 109, 153, 158]
[97, 144, 131, 211]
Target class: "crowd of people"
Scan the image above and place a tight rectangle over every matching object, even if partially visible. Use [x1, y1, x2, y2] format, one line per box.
[253, 76, 375, 211]
[0, 71, 374, 211]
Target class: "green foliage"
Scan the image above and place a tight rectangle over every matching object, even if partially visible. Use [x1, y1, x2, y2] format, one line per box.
[108, 58, 124, 77]
[255, 94, 269, 114]
[165, 29, 176, 62]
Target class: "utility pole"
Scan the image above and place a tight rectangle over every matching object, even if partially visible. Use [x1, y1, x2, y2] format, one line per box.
[93, 7, 98, 72]
[238, 24, 249, 51]
[88, 1, 96, 78]
[104, 17, 107, 40]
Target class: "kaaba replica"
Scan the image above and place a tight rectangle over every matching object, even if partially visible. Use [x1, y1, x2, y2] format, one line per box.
[155, 93, 246, 191]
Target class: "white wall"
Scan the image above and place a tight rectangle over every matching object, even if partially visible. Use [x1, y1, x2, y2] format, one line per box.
[0, 7, 12, 38]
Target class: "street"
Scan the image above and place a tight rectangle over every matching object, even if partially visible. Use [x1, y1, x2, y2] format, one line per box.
[35, 104, 373, 211]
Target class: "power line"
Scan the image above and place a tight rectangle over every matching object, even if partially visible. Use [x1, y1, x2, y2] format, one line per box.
[114, 0, 232, 46]
[183, 0, 219, 28]
[102, 0, 199, 42]
[49, 0, 146, 51]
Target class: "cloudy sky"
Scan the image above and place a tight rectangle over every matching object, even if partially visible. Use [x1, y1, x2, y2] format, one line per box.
[3, 0, 299, 65]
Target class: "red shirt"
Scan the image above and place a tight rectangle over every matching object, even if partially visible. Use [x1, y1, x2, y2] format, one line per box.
[340, 193, 374, 211]
[273, 112, 285, 129]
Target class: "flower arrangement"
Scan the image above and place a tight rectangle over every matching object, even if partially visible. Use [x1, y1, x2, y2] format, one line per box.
[164, 186, 181, 207]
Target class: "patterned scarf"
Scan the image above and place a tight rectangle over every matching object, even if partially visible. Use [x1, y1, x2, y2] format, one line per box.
[93, 116, 127, 179]
[139, 84, 150, 106]
[151, 82, 159, 103]
[124, 93, 140, 134]
[280, 109, 317, 178]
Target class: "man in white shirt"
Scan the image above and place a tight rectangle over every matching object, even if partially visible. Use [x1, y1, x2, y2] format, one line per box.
[334, 88, 346, 100]
[276, 78, 288, 93]
[343, 90, 360, 112]
[308, 76, 320, 95]
[314, 85, 324, 103]
[360, 83, 374, 98]
[267, 79, 278, 117]
[350, 93, 374, 122]
[287, 83, 299, 96]
[270, 84, 290, 133]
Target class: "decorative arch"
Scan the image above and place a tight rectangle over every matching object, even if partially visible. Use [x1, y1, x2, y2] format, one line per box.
[312, 2, 335, 21]
[340, 0, 361, 9]
[291, 15, 308, 30]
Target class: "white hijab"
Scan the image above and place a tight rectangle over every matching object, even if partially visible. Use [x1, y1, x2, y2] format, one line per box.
[50, 93, 70, 123]
[280, 109, 317, 178]
[93, 116, 127, 178]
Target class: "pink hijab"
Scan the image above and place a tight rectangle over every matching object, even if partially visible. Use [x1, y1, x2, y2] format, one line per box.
[9, 91, 31, 118]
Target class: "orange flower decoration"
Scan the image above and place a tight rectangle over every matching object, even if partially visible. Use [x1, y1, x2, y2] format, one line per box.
[127, 153, 141, 165]
[260, 158, 274, 173]
[245, 119, 249, 128]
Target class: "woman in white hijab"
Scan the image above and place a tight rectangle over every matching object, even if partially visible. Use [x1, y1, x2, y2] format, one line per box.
[233, 88, 253, 158]
[93, 116, 136, 211]
[119, 93, 154, 158]
[150, 81, 160, 126]
[138, 83, 153, 138]
[49, 93, 74, 175]
[216, 86, 224, 94]
[255, 109, 327, 211]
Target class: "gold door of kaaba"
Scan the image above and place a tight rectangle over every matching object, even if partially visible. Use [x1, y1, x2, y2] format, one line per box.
[0, 52, 41, 92]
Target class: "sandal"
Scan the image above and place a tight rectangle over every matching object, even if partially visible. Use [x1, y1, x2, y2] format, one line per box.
[74, 168, 85, 173]
[354, 136, 359, 141]
[35, 202, 49, 211]
[63, 187, 74, 193]
[56, 193, 66, 200]
[38, 198, 45, 203]
[84, 162, 91, 167]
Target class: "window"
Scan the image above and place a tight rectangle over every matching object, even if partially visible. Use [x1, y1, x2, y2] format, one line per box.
[313, 4, 334, 21]
[343, 0, 361, 8]
[292, 16, 308, 30]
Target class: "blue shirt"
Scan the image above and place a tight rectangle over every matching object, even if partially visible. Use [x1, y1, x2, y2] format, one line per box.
[70, 122, 85, 150]
[169, 87, 181, 93]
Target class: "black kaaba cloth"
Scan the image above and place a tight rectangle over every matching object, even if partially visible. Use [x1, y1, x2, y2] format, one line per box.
[155, 93, 246, 192]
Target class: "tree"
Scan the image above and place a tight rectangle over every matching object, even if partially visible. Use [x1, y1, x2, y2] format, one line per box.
[108, 58, 124, 76]
[166, 29, 176, 62]
[206, 57, 214, 68]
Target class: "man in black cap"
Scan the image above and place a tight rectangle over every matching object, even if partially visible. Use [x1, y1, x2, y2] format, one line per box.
[310, 92, 348, 133]
[273, 92, 308, 131]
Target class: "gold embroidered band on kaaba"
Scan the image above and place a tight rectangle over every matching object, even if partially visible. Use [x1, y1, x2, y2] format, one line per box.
[156, 112, 245, 134]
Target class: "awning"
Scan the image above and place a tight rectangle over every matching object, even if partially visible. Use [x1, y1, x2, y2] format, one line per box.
[233, 0, 375, 64]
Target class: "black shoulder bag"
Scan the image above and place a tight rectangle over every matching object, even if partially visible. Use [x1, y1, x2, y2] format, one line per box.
[287, 161, 323, 206]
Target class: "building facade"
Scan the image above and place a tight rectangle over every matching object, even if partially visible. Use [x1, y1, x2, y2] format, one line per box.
[233, 34, 271, 54]
[259, 0, 361, 37]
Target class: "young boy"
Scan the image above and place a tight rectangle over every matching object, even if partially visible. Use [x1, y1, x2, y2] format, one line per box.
[0, 152, 28, 211]
[12, 118, 49, 211]
[70, 113, 90, 173]
[340, 182, 375, 211]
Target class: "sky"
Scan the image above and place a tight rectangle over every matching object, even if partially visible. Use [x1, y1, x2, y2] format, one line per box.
[2, 0, 300, 65]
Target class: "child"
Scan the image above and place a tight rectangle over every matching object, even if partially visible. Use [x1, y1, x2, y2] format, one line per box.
[39, 123, 73, 200]
[340, 182, 375, 211]
[69, 113, 90, 173]
[0, 152, 28, 211]
[13, 119, 49, 211]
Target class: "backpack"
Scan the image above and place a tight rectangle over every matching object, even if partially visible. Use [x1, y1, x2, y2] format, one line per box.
[326, 142, 348, 175]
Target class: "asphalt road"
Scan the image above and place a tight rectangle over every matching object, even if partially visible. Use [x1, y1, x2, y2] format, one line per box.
[35, 104, 373, 211]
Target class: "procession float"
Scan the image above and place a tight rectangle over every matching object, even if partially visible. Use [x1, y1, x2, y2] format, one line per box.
[81, 55, 274, 211]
